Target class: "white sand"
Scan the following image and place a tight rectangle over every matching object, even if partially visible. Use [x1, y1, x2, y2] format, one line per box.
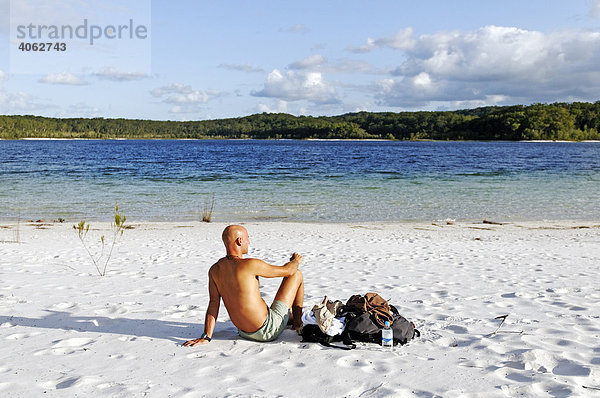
[1, 221, 599, 397]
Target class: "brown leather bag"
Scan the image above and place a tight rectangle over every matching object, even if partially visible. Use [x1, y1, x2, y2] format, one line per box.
[345, 292, 394, 327]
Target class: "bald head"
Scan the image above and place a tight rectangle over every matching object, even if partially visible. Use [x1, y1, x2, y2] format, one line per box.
[222, 225, 247, 244]
[222, 225, 249, 256]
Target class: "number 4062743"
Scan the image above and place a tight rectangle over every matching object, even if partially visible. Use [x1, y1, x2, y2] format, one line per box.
[18, 42, 67, 51]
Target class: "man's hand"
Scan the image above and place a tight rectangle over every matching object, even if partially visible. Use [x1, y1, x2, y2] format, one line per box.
[290, 252, 303, 264]
[183, 338, 210, 347]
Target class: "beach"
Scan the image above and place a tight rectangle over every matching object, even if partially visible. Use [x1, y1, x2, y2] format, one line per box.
[1, 220, 599, 397]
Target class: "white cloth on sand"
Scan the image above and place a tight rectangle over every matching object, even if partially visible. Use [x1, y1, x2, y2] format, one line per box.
[301, 310, 346, 336]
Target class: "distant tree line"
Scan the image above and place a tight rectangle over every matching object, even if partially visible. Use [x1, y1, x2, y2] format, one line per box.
[1, 101, 600, 141]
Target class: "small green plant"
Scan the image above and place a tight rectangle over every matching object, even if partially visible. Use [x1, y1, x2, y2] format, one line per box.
[202, 194, 215, 223]
[75, 203, 127, 276]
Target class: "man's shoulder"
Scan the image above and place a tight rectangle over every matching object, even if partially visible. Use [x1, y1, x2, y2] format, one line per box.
[236, 258, 271, 275]
[243, 258, 266, 265]
[208, 259, 224, 274]
[210, 257, 265, 271]
[233, 257, 263, 268]
[241, 257, 264, 263]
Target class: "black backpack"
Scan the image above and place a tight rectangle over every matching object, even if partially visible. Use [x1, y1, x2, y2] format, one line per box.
[300, 324, 356, 350]
[342, 305, 420, 346]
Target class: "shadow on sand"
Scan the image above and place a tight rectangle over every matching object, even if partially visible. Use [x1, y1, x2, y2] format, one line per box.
[0, 311, 218, 344]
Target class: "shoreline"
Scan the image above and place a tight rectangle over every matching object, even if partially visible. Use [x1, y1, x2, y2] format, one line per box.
[2, 137, 598, 142]
[2, 218, 600, 231]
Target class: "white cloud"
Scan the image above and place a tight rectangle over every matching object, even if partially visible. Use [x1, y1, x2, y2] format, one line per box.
[218, 63, 264, 73]
[288, 55, 326, 70]
[151, 83, 223, 104]
[166, 90, 213, 105]
[94, 67, 149, 81]
[39, 72, 88, 86]
[0, 91, 50, 113]
[371, 25, 600, 107]
[53, 102, 101, 117]
[324, 59, 379, 74]
[350, 28, 415, 53]
[444, 95, 509, 110]
[250, 55, 350, 105]
[252, 69, 339, 105]
[287, 55, 378, 75]
[68, 102, 101, 115]
[165, 105, 196, 114]
[351, 38, 376, 54]
[413, 72, 432, 88]
[257, 100, 288, 114]
[0, 91, 25, 110]
[151, 83, 224, 114]
[0, 70, 50, 112]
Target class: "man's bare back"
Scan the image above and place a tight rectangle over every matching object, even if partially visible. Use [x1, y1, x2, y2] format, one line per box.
[209, 257, 270, 332]
[183, 225, 304, 347]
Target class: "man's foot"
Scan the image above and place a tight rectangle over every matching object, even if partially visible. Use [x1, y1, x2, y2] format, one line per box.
[293, 323, 303, 335]
[286, 316, 303, 333]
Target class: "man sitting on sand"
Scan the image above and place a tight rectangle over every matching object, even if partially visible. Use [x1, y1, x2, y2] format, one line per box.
[183, 225, 304, 346]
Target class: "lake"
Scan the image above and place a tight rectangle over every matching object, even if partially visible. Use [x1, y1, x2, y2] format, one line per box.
[1, 140, 599, 222]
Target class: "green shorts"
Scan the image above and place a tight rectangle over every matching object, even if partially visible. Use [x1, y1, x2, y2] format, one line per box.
[238, 300, 290, 342]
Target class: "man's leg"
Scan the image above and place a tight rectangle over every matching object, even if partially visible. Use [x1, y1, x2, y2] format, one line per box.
[274, 270, 304, 329]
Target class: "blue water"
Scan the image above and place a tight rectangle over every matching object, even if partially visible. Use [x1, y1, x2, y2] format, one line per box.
[1, 140, 599, 222]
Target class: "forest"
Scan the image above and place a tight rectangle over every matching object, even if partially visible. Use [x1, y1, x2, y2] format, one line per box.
[1, 101, 599, 141]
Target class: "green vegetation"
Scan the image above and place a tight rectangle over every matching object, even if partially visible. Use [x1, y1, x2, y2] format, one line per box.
[202, 194, 215, 223]
[2, 101, 600, 141]
[75, 203, 127, 276]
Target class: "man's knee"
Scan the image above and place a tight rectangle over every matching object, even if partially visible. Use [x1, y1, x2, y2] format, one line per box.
[276, 269, 303, 306]
[290, 269, 303, 284]
[283, 269, 303, 288]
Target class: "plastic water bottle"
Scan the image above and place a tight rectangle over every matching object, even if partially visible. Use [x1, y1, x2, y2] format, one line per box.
[382, 321, 393, 350]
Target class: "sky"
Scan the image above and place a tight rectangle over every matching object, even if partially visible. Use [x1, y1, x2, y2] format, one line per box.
[0, 0, 600, 121]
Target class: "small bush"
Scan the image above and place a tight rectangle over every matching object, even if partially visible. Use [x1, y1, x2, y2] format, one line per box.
[75, 203, 127, 276]
[202, 194, 215, 223]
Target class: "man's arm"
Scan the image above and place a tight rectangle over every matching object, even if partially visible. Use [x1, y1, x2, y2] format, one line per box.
[248, 253, 303, 278]
[183, 271, 220, 347]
